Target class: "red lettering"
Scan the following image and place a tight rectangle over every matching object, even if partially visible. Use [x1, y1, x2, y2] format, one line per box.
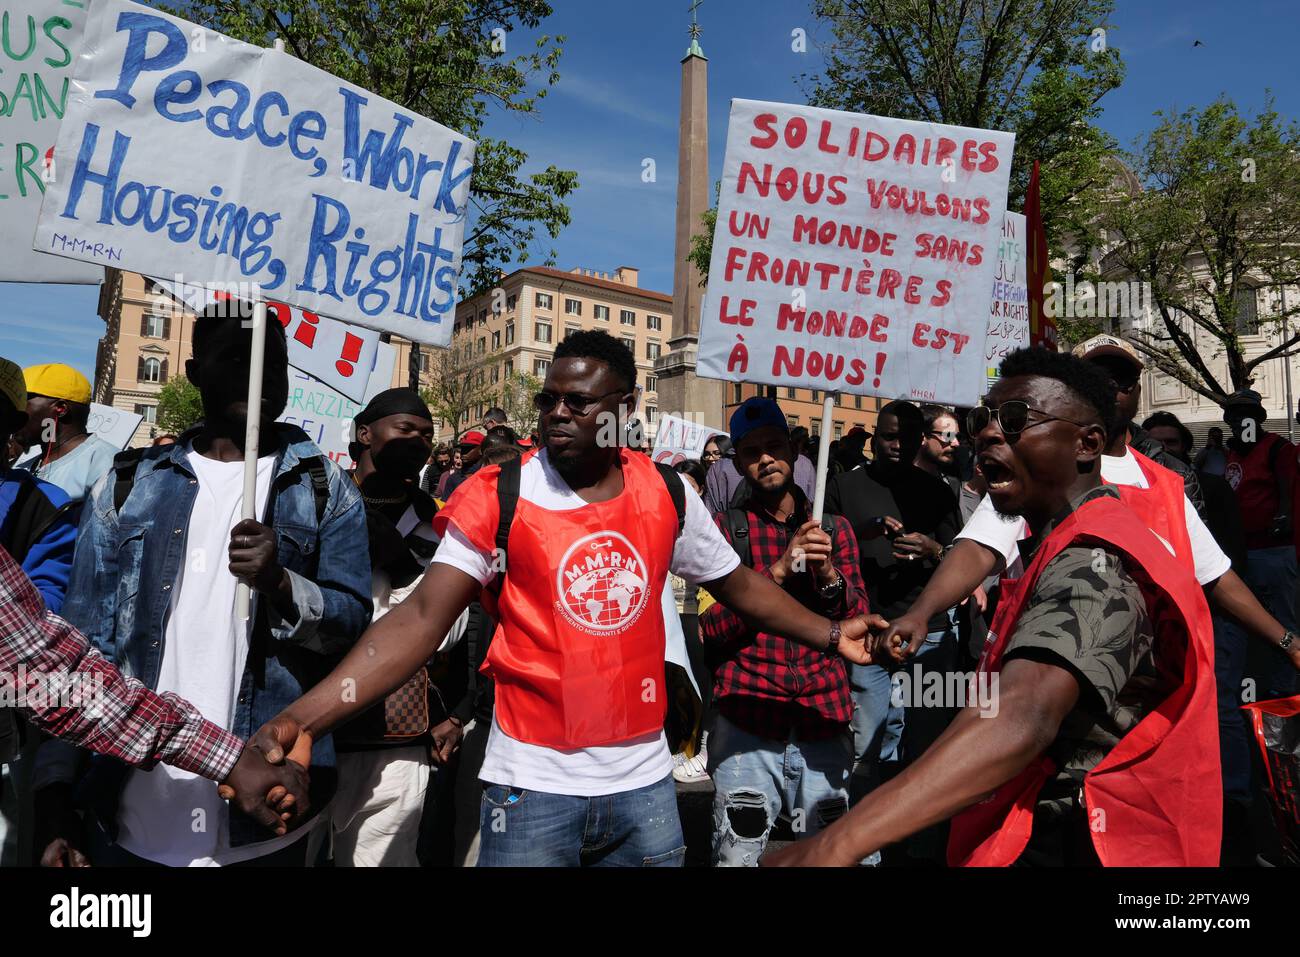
[912, 323, 931, 347]
[904, 275, 923, 305]
[962, 139, 980, 171]
[930, 279, 952, 308]
[878, 268, 903, 298]
[817, 120, 840, 154]
[777, 303, 806, 332]
[724, 246, 747, 282]
[784, 116, 808, 149]
[750, 113, 778, 149]
[978, 141, 999, 172]
[719, 296, 755, 326]
[864, 131, 889, 161]
[746, 251, 770, 282]
[869, 314, 889, 342]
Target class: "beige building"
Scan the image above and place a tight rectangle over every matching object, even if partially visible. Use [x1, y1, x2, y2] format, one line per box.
[723, 384, 882, 440]
[391, 265, 673, 443]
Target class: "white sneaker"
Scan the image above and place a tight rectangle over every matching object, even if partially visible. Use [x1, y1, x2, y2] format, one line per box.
[672, 749, 710, 783]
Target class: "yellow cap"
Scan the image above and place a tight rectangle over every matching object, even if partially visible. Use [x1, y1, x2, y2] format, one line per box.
[0, 358, 26, 422]
[24, 363, 91, 404]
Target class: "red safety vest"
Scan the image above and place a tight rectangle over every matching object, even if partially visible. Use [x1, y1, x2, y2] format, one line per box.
[433, 449, 677, 749]
[1116, 448, 1195, 578]
[948, 494, 1220, 866]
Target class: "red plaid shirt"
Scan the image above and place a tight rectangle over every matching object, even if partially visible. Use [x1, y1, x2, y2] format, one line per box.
[702, 494, 868, 740]
[0, 545, 242, 781]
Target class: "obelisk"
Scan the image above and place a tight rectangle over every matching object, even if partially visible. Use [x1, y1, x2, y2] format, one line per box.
[655, 3, 725, 430]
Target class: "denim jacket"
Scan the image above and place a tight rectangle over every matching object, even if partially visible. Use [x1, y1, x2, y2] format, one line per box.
[59, 423, 372, 847]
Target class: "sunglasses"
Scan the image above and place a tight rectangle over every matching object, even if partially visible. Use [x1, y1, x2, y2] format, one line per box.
[927, 430, 960, 445]
[532, 389, 624, 416]
[967, 401, 1091, 437]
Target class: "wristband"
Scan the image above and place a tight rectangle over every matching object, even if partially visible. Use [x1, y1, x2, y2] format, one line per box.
[827, 620, 842, 655]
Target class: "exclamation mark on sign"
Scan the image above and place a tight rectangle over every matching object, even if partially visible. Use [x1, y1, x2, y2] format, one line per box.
[294, 311, 319, 348]
[872, 353, 887, 388]
[337, 333, 363, 377]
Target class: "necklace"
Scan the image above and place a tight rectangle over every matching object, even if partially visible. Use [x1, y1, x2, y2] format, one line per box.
[362, 492, 408, 505]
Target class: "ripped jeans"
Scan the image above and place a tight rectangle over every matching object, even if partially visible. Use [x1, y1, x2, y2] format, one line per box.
[707, 713, 852, 866]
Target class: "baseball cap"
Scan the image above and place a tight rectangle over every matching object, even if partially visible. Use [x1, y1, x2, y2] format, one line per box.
[729, 397, 788, 446]
[1071, 334, 1144, 372]
[1224, 389, 1266, 419]
[0, 358, 27, 433]
[458, 430, 485, 448]
[24, 363, 92, 404]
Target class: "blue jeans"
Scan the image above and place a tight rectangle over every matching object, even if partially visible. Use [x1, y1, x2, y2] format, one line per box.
[476, 774, 685, 867]
[1213, 614, 1253, 803]
[708, 713, 852, 866]
[1243, 546, 1300, 701]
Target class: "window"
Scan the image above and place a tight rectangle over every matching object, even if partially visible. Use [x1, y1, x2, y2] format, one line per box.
[594, 304, 609, 322]
[505, 359, 514, 377]
[138, 356, 166, 384]
[505, 321, 515, 345]
[646, 314, 662, 331]
[141, 314, 168, 338]
[620, 310, 636, 326]
[646, 341, 661, 361]
[622, 335, 636, 353]
[787, 415, 800, 428]
[786, 387, 797, 399]
[534, 358, 551, 376]
[810, 389, 820, 402]
[765, 385, 777, 399]
[420, 352, 431, 373]
[492, 330, 501, 349]
[645, 406, 657, 425]
[491, 365, 500, 384]
[834, 421, 844, 438]
[507, 294, 517, 312]
[565, 298, 582, 316]
[134, 403, 157, 424]
[535, 321, 552, 344]
[565, 323, 580, 340]
[536, 292, 553, 311]
[1236, 285, 1260, 334]
[476, 337, 486, 356]
[646, 375, 658, 393]
[854, 395, 863, 410]
[733, 384, 743, 403]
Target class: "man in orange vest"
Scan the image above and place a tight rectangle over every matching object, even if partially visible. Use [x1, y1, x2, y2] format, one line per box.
[240, 332, 875, 866]
[766, 347, 1220, 866]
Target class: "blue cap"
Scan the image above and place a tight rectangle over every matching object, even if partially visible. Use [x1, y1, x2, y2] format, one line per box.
[729, 397, 788, 446]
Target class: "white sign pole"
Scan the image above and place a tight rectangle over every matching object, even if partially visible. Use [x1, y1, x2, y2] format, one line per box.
[236, 299, 269, 621]
[811, 393, 836, 521]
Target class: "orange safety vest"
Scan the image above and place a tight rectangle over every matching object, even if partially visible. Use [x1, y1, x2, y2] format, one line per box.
[433, 449, 678, 749]
[948, 494, 1220, 866]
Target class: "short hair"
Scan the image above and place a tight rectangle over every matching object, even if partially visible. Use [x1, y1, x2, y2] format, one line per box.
[191, 300, 285, 358]
[484, 407, 507, 425]
[919, 403, 957, 432]
[998, 347, 1116, 428]
[552, 330, 636, 392]
[789, 425, 809, 448]
[879, 399, 923, 434]
[482, 444, 522, 467]
[483, 424, 519, 452]
[1141, 411, 1193, 453]
[674, 458, 708, 489]
[434, 442, 453, 456]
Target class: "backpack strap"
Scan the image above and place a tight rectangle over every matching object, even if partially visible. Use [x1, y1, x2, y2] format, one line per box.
[724, 507, 753, 569]
[491, 456, 523, 589]
[302, 456, 329, 525]
[653, 462, 687, 535]
[111, 447, 147, 515]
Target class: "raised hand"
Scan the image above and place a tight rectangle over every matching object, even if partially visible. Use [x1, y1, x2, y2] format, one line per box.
[217, 741, 312, 835]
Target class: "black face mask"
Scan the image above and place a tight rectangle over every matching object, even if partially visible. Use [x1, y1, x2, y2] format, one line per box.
[372, 437, 429, 479]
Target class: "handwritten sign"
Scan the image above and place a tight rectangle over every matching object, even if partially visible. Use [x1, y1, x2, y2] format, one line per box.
[984, 212, 1027, 389]
[150, 276, 380, 402]
[0, 0, 100, 282]
[278, 340, 397, 470]
[33, 0, 474, 344]
[697, 99, 1014, 406]
[87, 401, 142, 449]
[651, 413, 724, 466]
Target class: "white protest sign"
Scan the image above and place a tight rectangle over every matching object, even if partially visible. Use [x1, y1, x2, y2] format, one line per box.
[0, 0, 100, 282]
[698, 99, 1014, 406]
[279, 340, 397, 470]
[33, 0, 474, 344]
[984, 211, 1028, 390]
[651, 413, 724, 466]
[87, 401, 141, 448]
[150, 276, 380, 402]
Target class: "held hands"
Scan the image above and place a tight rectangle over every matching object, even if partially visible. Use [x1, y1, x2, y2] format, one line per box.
[871, 612, 928, 665]
[229, 519, 286, 595]
[835, 613, 892, 665]
[216, 740, 313, 836]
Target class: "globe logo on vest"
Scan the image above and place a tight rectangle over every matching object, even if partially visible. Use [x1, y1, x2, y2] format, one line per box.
[556, 531, 649, 634]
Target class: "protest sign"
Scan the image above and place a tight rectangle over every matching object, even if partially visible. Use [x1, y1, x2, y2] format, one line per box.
[279, 340, 397, 470]
[0, 0, 100, 282]
[87, 401, 142, 448]
[33, 0, 475, 345]
[150, 276, 381, 402]
[651, 413, 724, 466]
[984, 211, 1028, 389]
[697, 99, 1014, 407]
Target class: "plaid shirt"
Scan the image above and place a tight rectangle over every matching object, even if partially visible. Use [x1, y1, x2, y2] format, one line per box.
[702, 492, 868, 740]
[0, 545, 242, 781]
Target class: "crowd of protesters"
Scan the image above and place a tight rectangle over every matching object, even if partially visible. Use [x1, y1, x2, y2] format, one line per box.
[1, 309, 1298, 868]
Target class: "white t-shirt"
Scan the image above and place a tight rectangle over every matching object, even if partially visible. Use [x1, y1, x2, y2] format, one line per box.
[432, 450, 740, 797]
[956, 448, 1232, 586]
[117, 447, 308, 866]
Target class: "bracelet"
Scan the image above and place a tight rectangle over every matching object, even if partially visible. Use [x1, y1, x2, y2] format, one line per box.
[826, 620, 842, 655]
[1282, 630, 1296, 652]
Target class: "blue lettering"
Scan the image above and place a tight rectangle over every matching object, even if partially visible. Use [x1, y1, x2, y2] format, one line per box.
[253, 91, 289, 147]
[297, 193, 350, 300]
[433, 140, 472, 214]
[339, 87, 414, 190]
[204, 79, 256, 140]
[60, 123, 130, 224]
[96, 12, 187, 109]
[288, 110, 325, 161]
[153, 70, 202, 122]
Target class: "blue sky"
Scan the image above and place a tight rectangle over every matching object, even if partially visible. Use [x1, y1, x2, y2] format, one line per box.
[4, 0, 1298, 376]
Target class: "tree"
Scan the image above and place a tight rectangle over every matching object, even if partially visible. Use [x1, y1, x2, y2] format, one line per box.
[495, 370, 542, 436]
[690, 0, 1125, 278]
[1076, 98, 1300, 403]
[419, 343, 499, 441]
[167, 0, 579, 295]
[155, 375, 204, 434]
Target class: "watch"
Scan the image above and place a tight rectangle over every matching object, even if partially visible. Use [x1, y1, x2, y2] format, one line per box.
[826, 620, 842, 655]
[819, 570, 844, 600]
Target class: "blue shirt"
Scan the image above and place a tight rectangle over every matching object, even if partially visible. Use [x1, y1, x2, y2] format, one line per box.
[0, 469, 76, 612]
[15, 434, 120, 504]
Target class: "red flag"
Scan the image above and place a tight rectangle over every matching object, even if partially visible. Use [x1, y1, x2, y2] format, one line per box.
[1026, 161, 1057, 351]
